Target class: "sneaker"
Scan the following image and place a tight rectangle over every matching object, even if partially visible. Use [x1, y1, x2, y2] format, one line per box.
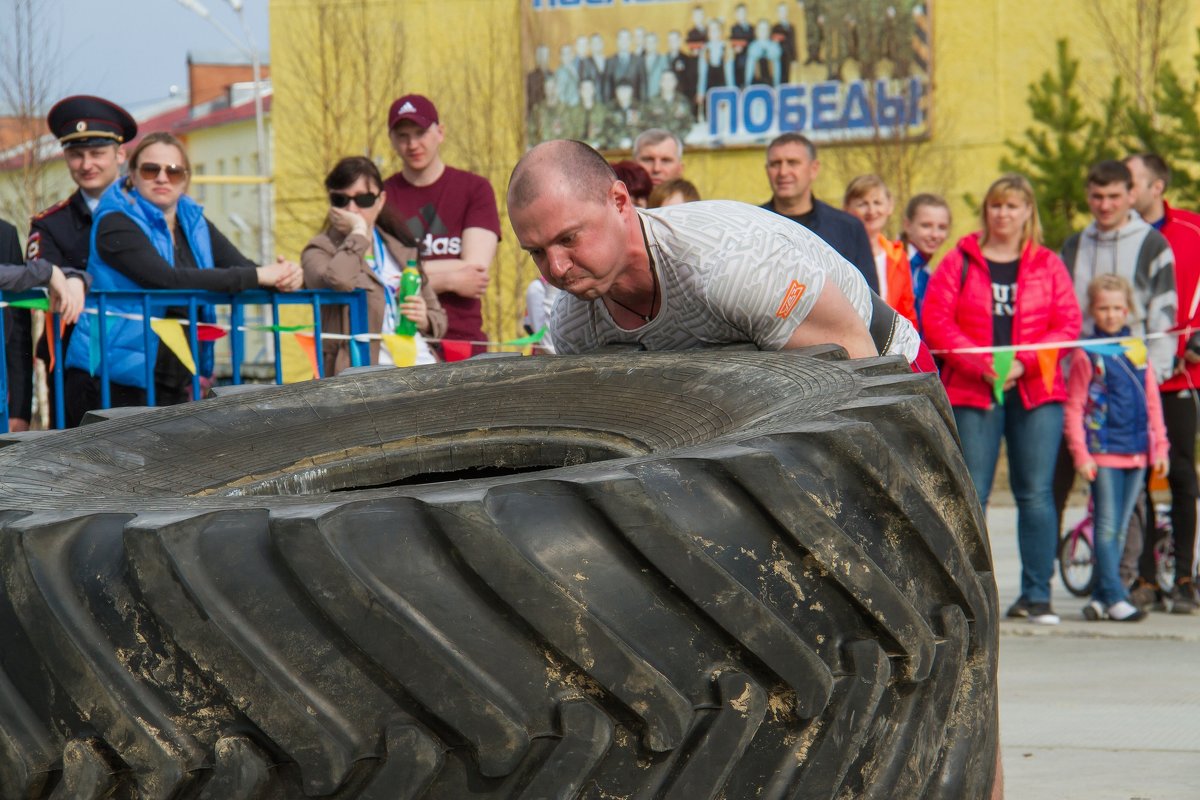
[1006, 597, 1031, 619]
[1107, 600, 1147, 622]
[1082, 600, 1106, 621]
[1129, 578, 1163, 612]
[1169, 580, 1198, 615]
[1027, 603, 1060, 625]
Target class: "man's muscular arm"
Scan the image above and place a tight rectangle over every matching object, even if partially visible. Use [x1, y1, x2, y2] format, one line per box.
[781, 281, 878, 358]
[421, 227, 498, 299]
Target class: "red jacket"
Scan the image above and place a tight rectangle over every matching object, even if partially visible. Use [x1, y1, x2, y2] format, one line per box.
[922, 233, 1082, 410]
[878, 235, 919, 325]
[1154, 202, 1200, 393]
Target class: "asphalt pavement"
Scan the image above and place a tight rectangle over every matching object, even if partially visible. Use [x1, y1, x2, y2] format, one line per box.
[990, 504, 1200, 800]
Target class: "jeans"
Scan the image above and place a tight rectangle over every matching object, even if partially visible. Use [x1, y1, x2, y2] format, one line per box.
[955, 398, 1064, 604]
[1092, 466, 1146, 606]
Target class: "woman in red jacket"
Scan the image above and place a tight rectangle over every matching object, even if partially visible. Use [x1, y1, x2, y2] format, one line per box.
[923, 174, 1082, 625]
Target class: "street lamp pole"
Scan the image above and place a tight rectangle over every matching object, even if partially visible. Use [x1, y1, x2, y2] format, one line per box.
[176, 0, 272, 264]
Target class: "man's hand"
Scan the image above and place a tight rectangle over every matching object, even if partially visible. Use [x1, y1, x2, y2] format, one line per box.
[48, 266, 85, 325]
[453, 262, 490, 299]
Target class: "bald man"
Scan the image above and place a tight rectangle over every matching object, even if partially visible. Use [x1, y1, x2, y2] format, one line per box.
[508, 140, 928, 367]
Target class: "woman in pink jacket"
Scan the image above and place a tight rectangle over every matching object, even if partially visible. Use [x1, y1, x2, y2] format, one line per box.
[923, 174, 1082, 625]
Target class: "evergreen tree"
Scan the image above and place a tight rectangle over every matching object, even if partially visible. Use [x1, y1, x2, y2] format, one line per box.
[1000, 40, 1124, 249]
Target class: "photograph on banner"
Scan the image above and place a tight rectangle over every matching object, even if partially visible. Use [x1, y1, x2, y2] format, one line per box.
[522, 0, 932, 151]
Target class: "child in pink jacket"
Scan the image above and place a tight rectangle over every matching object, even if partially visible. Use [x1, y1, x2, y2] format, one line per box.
[1064, 274, 1169, 622]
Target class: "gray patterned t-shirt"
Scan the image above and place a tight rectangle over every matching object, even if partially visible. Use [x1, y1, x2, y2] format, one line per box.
[550, 200, 921, 360]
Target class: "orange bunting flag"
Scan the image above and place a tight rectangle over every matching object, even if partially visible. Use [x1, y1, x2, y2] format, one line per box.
[1036, 348, 1059, 394]
[293, 332, 321, 380]
[149, 318, 196, 375]
[44, 311, 65, 373]
[441, 339, 473, 362]
[382, 333, 417, 367]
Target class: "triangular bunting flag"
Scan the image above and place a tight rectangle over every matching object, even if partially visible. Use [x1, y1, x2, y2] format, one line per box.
[196, 323, 228, 341]
[1121, 338, 1147, 368]
[1081, 342, 1127, 356]
[441, 339, 473, 362]
[1036, 348, 1059, 394]
[250, 323, 314, 333]
[44, 311, 65, 373]
[382, 333, 417, 367]
[8, 296, 50, 311]
[293, 332, 321, 379]
[503, 326, 547, 346]
[992, 350, 1015, 404]
[150, 318, 197, 375]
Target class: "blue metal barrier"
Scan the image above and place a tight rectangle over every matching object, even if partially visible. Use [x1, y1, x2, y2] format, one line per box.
[0, 288, 369, 431]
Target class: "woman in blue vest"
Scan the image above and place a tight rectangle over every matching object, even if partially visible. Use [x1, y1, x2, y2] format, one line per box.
[63, 132, 302, 427]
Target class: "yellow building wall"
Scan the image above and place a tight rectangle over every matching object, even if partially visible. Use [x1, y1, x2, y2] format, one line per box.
[269, 0, 1200, 346]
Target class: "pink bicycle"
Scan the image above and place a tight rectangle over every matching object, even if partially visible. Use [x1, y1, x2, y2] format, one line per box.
[1058, 501, 1175, 597]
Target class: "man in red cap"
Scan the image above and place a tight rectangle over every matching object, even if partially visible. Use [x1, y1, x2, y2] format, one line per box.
[382, 94, 500, 357]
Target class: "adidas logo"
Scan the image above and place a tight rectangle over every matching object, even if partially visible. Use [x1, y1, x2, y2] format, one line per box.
[398, 102, 417, 114]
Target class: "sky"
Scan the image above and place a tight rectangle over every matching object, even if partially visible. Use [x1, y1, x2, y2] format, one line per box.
[25, 0, 271, 114]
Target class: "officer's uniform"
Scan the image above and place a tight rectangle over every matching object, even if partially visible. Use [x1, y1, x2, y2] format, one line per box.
[23, 95, 135, 425]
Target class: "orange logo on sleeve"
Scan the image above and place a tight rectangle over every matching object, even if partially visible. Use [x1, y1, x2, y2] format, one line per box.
[775, 280, 807, 318]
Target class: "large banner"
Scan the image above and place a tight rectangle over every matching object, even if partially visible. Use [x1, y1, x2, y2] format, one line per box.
[522, 0, 932, 151]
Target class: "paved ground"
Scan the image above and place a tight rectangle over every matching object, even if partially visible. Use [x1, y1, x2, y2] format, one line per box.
[989, 505, 1200, 800]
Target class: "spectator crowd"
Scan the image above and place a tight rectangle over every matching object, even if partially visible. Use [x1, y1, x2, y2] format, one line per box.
[1, 85, 1199, 626]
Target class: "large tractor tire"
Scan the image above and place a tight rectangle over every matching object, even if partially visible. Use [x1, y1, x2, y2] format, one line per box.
[0, 349, 998, 799]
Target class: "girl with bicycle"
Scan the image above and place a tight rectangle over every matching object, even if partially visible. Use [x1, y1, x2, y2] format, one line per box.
[1064, 274, 1170, 622]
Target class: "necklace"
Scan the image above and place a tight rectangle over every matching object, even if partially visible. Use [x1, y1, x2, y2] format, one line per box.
[607, 221, 659, 323]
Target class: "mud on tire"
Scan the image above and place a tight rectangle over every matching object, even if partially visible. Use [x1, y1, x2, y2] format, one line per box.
[0, 349, 998, 798]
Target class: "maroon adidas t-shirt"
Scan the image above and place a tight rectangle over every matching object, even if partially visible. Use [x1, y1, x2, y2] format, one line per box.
[383, 166, 501, 346]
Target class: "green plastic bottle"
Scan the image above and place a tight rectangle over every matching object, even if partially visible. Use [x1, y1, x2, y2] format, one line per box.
[394, 260, 421, 336]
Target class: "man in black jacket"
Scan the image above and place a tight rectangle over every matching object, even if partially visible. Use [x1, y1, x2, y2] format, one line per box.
[1, 219, 29, 428]
[23, 95, 136, 428]
[760, 132, 878, 293]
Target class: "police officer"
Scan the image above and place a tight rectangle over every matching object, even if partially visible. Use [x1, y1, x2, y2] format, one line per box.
[24, 95, 136, 428]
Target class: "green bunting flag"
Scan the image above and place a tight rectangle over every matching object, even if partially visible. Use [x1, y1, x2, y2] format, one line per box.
[992, 350, 1015, 404]
[7, 296, 50, 311]
[249, 323, 314, 333]
[502, 326, 548, 346]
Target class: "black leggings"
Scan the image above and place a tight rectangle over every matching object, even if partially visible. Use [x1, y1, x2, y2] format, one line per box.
[1147, 390, 1199, 583]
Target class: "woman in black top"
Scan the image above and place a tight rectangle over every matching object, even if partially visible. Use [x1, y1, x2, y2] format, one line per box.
[64, 131, 302, 426]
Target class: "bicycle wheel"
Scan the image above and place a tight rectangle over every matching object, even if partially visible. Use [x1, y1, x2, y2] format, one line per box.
[1059, 530, 1096, 597]
[1154, 515, 1176, 592]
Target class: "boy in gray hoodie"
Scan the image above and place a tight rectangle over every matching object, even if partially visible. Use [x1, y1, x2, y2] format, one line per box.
[1060, 160, 1176, 381]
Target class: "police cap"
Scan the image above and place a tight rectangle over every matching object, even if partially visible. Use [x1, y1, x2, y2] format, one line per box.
[47, 95, 137, 149]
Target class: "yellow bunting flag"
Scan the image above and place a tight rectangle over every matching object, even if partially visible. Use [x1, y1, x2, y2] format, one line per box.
[149, 318, 196, 375]
[992, 350, 1015, 404]
[1121, 338, 1147, 368]
[382, 333, 417, 367]
[1036, 348, 1059, 394]
[293, 333, 321, 380]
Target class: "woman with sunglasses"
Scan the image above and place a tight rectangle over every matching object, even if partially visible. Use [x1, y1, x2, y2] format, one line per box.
[302, 156, 445, 374]
[63, 131, 303, 427]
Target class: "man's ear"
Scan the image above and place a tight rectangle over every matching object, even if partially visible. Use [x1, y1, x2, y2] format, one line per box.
[611, 179, 632, 211]
[116, 146, 126, 165]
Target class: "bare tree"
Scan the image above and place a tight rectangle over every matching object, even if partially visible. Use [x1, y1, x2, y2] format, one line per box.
[1086, 0, 1188, 115]
[0, 0, 61, 225]
[272, 0, 405, 256]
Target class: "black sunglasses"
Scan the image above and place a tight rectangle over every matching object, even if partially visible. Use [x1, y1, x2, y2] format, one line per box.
[329, 191, 380, 209]
[138, 162, 188, 184]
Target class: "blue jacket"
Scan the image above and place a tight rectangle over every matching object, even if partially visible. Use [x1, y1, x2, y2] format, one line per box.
[1084, 330, 1149, 455]
[66, 183, 215, 388]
